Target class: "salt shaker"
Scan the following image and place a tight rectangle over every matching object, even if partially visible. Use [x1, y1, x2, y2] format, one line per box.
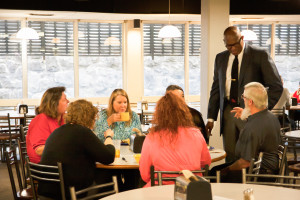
[243, 188, 254, 200]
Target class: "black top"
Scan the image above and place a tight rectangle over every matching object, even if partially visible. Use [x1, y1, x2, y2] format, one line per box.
[235, 109, 281, 172]
[188, 106, 208, 143]
[39, 123, 115, 199]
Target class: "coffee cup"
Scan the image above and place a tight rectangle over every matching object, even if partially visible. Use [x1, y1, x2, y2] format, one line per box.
[120, 112, 130, 121]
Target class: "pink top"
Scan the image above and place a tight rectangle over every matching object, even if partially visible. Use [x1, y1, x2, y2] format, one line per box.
[139, 127, 211, 187]
[26, 113, 64, 163]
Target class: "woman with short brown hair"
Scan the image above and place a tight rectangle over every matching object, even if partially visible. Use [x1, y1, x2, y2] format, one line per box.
[26, 86, 69, 163]
[139, 92, 211, 187]
[38, 99, 115, 199]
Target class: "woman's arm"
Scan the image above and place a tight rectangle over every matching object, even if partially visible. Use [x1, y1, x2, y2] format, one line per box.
[139, 135, 152, 183]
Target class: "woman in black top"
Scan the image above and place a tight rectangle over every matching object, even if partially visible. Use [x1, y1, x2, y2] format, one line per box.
[39, 99, 115, 199]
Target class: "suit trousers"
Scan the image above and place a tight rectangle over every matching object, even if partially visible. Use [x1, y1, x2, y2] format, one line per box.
[222, 104, 246, 163]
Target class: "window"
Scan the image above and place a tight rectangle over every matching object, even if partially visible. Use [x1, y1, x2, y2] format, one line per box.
[0, 20, 22, 99]
[189, 24, 201, 95]
[143, 24, 185, 96]
[275, 24, 300, 93]
[78, 22, 122, 97]
[27, 21, 74, 99]
[236, 24, 271, 53]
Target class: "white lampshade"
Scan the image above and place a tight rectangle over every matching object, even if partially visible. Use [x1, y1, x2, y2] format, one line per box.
[104, 36, 120, 46]
[16, 27, 39, 40]
[241, 30, 257, 41]
[158, 25, 181, 38]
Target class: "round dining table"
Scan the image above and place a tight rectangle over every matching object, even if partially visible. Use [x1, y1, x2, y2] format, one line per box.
[101, 183, 300, 200]
[284, 130, 300, 138]
[96, 146, 226, 169]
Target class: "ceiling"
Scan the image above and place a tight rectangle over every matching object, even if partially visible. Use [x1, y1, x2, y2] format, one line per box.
[0, 9, 300, 23]
[0, 0, 300, 22]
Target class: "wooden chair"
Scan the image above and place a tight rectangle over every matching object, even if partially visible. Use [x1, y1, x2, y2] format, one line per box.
[150, 165, 220, 186]
[17, 139, 29, 189]
[5, 148, 33, 200]
[26, 157, 66, 200]
[69, 176, 118, 200]
[0, 113, 20, 162]
[242, 168, 300, 189]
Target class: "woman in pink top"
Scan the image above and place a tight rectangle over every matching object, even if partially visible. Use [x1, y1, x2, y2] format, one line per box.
[139, 92, 211, 187]
[26, 87, 69, 163]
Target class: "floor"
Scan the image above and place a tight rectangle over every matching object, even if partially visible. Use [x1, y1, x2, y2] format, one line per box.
[0, 162, 14, 200]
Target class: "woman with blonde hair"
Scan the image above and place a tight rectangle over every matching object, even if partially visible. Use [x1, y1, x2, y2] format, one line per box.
[139, 92, 211, 187]
[95, 88, 142, 141]
[26, 86, 69, 163]
[38, 99, 115, 199]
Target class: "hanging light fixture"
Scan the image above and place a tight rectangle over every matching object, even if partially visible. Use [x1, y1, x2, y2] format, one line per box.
[158, 0, 181, 38]
[241, 22, 257, 41]
[104, 36, 120, 46]
[16, 27, 39, 40]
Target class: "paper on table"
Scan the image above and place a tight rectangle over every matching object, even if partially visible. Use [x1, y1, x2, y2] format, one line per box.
[213, 196, 233, 200]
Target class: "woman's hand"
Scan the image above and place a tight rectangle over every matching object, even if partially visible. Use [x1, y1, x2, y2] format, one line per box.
[104, 129, 114, 138]
[107, 113, 121, 126]
[104, 129, 114, 145]
[231, 107, 244, 119]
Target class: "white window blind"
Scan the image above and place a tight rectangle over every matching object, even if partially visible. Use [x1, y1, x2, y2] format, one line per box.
[276, 24, 300, 55]
[189, 24, 201, 56]
[143, 24, 185, 58]
[0, 20, 21, 55]
[78, 23, 122, 56]
[236, 24, 271, 53]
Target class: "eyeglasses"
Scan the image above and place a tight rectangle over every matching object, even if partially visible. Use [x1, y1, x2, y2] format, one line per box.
[225, 37, 242, 49]
[241, 93, 249, 99]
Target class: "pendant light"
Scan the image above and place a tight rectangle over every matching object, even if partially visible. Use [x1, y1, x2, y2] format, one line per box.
[241, 22, 257, 41]
[158, 0, 181, 38]
[16, 19, 39, 40]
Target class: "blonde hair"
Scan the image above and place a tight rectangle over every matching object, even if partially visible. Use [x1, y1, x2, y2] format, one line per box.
[38, 87, 66, 119]
[107, 89, 132, 127]
[244, 82, 268, 109]
[65, 99, 98, 129]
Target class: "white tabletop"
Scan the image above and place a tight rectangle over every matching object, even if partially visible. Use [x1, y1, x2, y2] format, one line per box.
[102, 183, 300, 200]
[285, 130, 300, 138]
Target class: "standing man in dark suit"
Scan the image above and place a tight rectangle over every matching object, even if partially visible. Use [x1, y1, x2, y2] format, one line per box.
[206, 26, 283, 162]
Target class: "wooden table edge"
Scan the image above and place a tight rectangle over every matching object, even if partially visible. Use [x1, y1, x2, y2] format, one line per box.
[211, 152, 226, 163]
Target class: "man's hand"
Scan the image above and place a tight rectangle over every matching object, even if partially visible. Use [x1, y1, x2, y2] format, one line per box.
[205, 122, 214, 136]
[231, 107, 244, 119]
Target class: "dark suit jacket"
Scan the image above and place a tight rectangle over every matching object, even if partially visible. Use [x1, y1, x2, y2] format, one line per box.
[207, 44, 283, 135]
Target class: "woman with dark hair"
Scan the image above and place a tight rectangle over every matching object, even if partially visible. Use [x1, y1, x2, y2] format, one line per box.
[95, 88, 142, 141]
[139, 92, 211, 187]
[26, 87, 69, 163]
[38, 99, 115, 199]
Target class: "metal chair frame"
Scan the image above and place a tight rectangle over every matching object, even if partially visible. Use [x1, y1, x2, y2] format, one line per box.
[150, 165, 220, 186]
[69, 176, 118, 200]
[26, 157, 66, 200]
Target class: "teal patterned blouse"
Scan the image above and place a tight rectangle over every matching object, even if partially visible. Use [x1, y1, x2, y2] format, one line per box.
[95, 109, 142, 141]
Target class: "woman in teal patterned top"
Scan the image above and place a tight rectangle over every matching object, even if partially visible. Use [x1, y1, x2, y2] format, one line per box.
[95, 89, 142, 141]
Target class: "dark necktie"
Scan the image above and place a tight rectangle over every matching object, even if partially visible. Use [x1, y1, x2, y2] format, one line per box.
[230, 55, 239, 106]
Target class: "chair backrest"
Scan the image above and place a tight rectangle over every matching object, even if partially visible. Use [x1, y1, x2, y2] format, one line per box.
[69, 176, 118, 200]
[281, 134, 300, 162]
[5, 148, 25, 200]
[271, 107, 286, 128]
[248, 152, 263, 175]
[0, 113, 13, 147]
[19, 125, 27, 142]
[278, 144, 287, 176]
[26, 157, 66, 200]
[17, 139, 28, 188]
[150, 165, 219, 186]
[242, 168, 300, 188]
